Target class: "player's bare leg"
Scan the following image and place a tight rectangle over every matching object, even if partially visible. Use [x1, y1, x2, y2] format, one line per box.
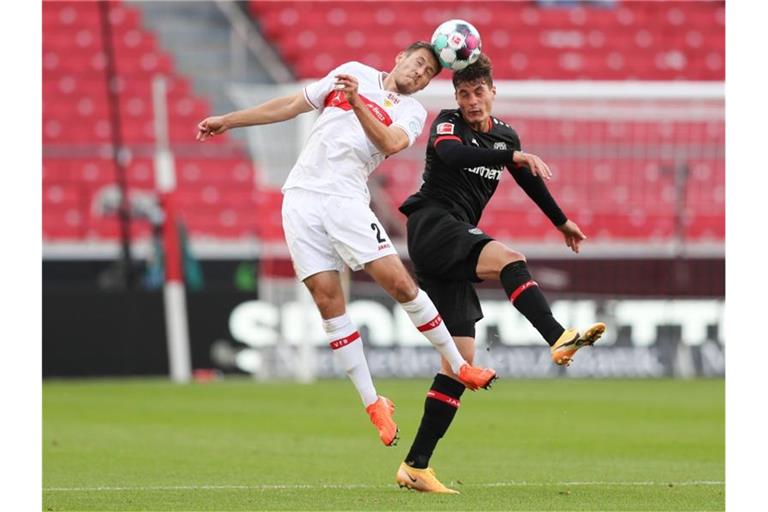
[364, 255, 495, 388]
[476, 241, 605, 365]
[303, 271, 347, 319]
[304, 271, 397, 446]
[475, 240, 527, 281]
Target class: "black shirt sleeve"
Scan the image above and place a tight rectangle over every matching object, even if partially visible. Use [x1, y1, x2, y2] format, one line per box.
[434, 137, 515, 169]
[508, 165, 568, 226]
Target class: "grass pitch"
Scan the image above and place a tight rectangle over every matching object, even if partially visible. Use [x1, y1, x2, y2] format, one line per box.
[43, 378, 723, 511]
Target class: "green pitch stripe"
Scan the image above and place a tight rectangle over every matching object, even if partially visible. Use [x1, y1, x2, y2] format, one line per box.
[44, 481, 724, 492]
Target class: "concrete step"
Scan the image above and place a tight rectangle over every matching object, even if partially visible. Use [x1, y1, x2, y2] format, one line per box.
[127, 0, 279, 139]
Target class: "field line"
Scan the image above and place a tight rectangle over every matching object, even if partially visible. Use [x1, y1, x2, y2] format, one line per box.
[43, 481, 725, 492]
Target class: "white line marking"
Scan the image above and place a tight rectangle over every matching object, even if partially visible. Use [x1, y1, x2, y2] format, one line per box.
[43, 481, 725, 492]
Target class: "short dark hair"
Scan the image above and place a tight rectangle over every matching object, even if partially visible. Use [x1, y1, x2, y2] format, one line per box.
[452, 54, 493, 88]
[404, 41, 442, 76]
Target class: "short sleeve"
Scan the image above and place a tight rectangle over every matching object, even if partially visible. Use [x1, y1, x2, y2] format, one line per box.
[303, 62, 356, 110]
[392, 101, 427, 148]
[429, 110, 466, 148]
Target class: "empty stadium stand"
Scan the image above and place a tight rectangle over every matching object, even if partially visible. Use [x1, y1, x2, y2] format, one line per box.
[248, 0, 724, 242]
[43, 0, 283, 242]
[43, 0, 724, 245]
[249, 1, 725, 81]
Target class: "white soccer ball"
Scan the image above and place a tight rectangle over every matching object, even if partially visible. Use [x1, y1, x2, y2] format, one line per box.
[430, 19, 482, 71]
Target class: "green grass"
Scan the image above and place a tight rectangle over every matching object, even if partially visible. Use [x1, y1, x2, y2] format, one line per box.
[43, 378, 724, 511]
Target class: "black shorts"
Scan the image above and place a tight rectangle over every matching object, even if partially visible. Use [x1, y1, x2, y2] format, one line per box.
[406, 206, 494, 337]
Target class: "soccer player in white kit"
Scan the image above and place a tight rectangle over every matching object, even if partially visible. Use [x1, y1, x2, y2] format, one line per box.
[197, 42, 496, 447]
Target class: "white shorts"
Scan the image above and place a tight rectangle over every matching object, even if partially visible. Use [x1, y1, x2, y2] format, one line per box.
[281, 188, 398, 281]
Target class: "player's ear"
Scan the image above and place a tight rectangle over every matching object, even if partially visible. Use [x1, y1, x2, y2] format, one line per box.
[395, 51, 406, 66]
[490, 85, 497, 98]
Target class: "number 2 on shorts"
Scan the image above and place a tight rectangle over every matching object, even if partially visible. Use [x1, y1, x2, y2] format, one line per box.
[370, 223, 386, 243]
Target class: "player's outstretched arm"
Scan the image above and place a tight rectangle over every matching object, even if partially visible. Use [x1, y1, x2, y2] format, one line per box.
[196, 91, 313, 142]
[509, 156, 568, 229]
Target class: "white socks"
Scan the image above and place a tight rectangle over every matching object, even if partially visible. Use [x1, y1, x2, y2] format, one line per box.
[400, 289, 467, 374]
[323, 313, 378, 407]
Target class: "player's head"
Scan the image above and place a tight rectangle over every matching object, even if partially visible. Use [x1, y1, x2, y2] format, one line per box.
[390, 41, 442, 94]
[452, 54, 496, 127]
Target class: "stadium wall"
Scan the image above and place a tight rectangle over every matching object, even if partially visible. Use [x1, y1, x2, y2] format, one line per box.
[43, 270, 724, 379]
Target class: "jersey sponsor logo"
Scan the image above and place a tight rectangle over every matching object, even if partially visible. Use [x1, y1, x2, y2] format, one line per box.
[465, 165, 503, 180]
[436, 122, 455, 135]
[365, 101, 392, 125]
[468, 227, 483, 235]
[494, 142, 507, 150]
[323, 91, 393, 126]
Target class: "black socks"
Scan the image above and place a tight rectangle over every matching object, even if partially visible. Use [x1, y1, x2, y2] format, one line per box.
[500, 260, 565, 346]
[405, 374, 466, 469]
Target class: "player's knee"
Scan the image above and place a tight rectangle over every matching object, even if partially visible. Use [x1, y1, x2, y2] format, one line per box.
[310, 289, 343, 317]
[502, 247, 526, 265]
[313, 296, 336, 316]
[390, 275, 418, 303]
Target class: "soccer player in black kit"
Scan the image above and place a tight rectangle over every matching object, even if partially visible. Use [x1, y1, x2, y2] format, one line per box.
[395, 55, 606, 494]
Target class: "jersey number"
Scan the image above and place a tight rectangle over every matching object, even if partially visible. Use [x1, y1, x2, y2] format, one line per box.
[371, 223, 386, 243]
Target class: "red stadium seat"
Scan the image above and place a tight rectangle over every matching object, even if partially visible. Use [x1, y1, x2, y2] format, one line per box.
[43, 1, 262, 242]
[250, 0, 724, 81]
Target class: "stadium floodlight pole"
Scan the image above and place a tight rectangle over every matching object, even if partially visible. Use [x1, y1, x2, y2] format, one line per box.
[152, 75, 192, 383]
[98, 0, 134, 288]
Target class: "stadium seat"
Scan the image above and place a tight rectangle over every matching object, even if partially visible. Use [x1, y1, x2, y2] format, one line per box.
[43, 0, 724, 244]
[43, 0, 267, 243]
[250, 0, 724, 81]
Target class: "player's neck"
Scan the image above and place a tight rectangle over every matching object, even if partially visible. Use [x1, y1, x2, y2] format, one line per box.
[465, 115, 492, 133]
[382, 72, 405, 94]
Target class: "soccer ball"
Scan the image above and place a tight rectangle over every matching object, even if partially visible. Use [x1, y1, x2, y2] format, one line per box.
[430, 19, 482, 71]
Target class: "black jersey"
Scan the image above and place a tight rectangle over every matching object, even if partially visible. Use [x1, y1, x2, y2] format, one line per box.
[399, 108, 567, 228]
[399, 109, 520, 225]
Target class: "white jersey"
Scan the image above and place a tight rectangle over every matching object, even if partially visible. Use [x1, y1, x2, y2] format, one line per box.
[282, 61, 427, 202]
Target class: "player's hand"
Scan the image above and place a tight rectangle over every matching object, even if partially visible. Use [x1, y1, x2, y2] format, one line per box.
[557, 220, 587, 254]
[513, 151, 552, 180]
[334, 74, 361, 106]
[196, 115, 228, 141]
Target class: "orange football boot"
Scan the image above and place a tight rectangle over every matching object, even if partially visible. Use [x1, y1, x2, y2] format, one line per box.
[457, 364, 497, 391]
[551, 322, 606, 366]
[365, 396, 398, 446]
[396, 463, 459, 494]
